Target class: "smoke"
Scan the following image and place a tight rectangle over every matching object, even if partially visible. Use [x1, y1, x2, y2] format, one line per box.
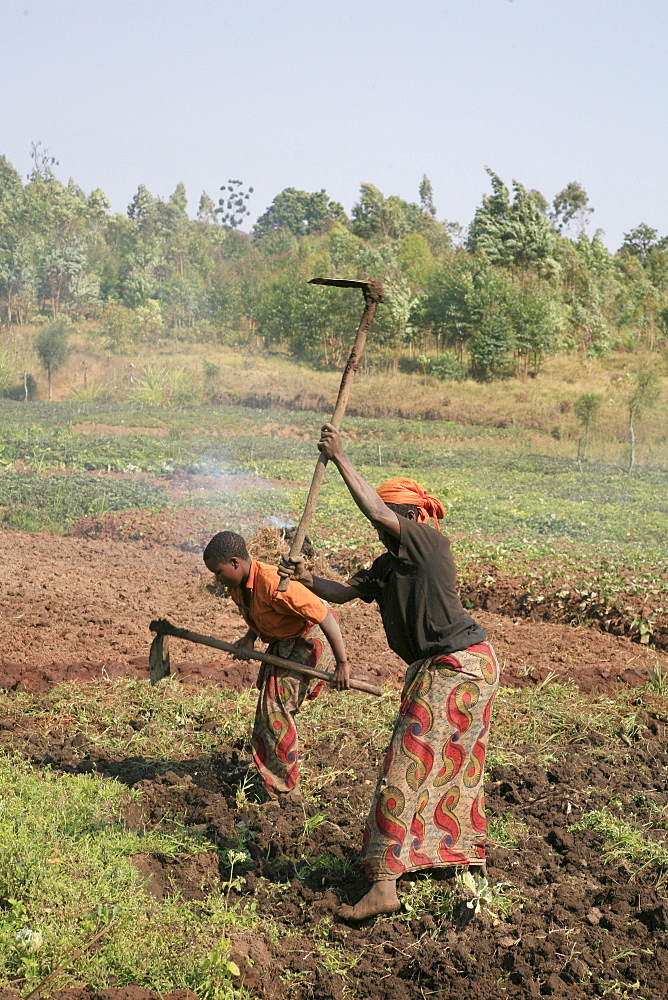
[267, 515, 296, 530]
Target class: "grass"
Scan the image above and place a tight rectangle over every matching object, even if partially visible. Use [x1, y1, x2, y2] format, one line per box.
[486, 680, 634, 769]
[573, 809, 668, 882]
[0, 471, 170, 532]
[0, 679, 258, 763]
[0, 752, 256, 999]
[7, 329, 668, 468]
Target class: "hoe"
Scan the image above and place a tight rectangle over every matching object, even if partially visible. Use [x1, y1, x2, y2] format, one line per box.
[276, 276, 384, 590]
[148, 617, 383, 697]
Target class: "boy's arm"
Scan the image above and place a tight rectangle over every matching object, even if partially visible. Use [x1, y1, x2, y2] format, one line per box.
[319, 609, 350, 691]
[231, 627, 258, 658]
[318, 424, 401, 538]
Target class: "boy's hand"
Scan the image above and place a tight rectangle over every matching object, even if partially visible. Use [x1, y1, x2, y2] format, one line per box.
[318, 423, 344, 462]
[278, 555, 313, 586]
[333, 660, 350, 691]
[232, 634, 256, 659]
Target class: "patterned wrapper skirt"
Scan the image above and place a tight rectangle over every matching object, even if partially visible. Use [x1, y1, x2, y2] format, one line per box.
[250, 623, 334, 797]
[363, 641, 499, 880]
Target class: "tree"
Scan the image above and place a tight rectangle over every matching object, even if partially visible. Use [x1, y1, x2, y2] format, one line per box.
[216, 179, 253, 229]
[620, 224, 661, 265]
[351, 184, 421, 242]
[419, 175, 437, 218]
[507, 284, 562, 376]
[197, 191, 217, 224]
[551, 182, 594, 237]
[574, 393, 601, 464]
[467, 170, 558, 274]
[35, 318, 70, 399]
[0, 156, 33, 324]
[419, 254, 476, 360]
[253, 188, 346, 240]
[626, 368, 661, 474]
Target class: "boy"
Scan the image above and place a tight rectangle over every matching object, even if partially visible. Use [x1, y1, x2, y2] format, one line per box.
[203, 530, 350, 804]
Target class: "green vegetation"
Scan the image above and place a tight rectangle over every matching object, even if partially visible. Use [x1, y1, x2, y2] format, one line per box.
[2, 149, 668, 385]
[573, 809, 668, 877]
[1, 396, 666, 643]
[0, 472, 169, 532]
[1, 671, 665, 995]
[0, 753, 254, 999]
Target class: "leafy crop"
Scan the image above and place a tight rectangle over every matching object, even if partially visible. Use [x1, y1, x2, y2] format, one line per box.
[0, 472, 170, 532]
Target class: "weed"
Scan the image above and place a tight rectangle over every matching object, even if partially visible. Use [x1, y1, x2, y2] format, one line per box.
[645, 663, 668, 696]
[0, 752, 249, 996]
[487, 812, 530, 851]
[573, 808, 668, 880]
[455, 870, 521, 921]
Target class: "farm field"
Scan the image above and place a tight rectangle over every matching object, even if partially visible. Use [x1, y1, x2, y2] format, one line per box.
[1, 392, 668, 1000]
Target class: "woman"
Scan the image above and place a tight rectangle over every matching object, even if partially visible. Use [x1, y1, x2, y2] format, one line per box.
[281, 424, 499, 920]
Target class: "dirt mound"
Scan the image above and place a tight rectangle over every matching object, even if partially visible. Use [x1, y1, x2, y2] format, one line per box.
[462, 564, 668, 651]
[0, 655, 259, 694]
[130, 850, 222, 900]
[484, 611, 665, 692]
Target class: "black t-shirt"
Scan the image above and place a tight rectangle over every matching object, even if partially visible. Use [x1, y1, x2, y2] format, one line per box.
[348, 517, 486, 665]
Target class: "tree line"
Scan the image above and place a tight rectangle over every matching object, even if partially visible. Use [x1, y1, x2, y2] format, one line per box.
[1, 146, 668, 381]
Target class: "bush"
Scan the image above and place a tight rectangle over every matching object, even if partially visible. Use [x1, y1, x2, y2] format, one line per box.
[129, 365, 202, 407]
[0, 348, 18, 395]
[401, 352, 467, 381]
[99, 304, 140, 352]
[69, 381, 112, 403]
[1, 373, 37, 401]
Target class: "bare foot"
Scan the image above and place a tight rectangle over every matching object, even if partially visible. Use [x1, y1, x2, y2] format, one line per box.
[339, 880, 400, 921]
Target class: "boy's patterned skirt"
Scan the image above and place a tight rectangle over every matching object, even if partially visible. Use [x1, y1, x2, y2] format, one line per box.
[250, 623, 333, 797]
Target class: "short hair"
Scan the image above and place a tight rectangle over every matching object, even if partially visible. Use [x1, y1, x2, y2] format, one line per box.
[203, 531, 248, 565]
[385, 502, 421, 519]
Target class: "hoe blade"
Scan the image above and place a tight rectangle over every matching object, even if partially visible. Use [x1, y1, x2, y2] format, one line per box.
[149, 632, 170, 685]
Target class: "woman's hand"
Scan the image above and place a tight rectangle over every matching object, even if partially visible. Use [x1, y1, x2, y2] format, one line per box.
[318, 423, 344, 462]
[278, 554, 313, 587]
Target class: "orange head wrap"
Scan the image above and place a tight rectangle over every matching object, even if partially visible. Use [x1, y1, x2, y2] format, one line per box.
[376, 477, 445, 529]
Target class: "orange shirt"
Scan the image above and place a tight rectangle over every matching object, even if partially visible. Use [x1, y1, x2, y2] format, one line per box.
[229, 558, 327, 643]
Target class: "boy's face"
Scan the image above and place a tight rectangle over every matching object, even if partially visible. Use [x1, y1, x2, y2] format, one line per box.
[205, 557, 247, 588]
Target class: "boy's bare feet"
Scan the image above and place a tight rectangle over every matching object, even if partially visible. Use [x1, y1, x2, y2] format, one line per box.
[338, 879, 400, 921]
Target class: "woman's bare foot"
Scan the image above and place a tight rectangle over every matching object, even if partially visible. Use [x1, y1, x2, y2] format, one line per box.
[339, 879, 400, 921]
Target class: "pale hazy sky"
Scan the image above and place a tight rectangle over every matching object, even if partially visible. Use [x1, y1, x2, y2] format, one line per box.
[1, 0, 666, 250]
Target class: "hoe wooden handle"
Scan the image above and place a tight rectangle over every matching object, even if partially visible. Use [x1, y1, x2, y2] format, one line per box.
[277, 278, 383, 591]
[149, 618, 383, 697]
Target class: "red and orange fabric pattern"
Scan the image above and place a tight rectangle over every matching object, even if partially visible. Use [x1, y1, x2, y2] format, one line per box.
[376, 477, 445, 528]
[250, 624, 334, 797]
[362, 641, 499, 879]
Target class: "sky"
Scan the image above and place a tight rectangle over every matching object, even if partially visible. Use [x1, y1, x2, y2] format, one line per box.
[1, 0, 667, 250]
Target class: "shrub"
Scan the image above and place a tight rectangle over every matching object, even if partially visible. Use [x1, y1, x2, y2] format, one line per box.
[129, 365, 202, 407]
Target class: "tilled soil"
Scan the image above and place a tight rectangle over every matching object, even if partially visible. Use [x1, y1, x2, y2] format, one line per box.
[2, 527, 668, 998]
[10, 705, 668, 1000]
[2, 530, 666, 694]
